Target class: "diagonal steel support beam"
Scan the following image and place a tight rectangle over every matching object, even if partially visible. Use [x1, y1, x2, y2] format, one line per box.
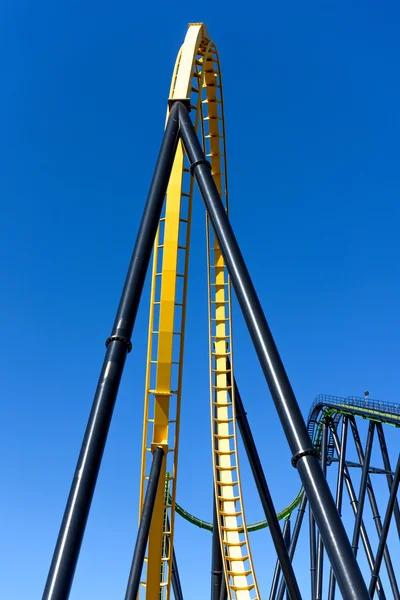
[176, 100, 370, 600]
[329, 420, 386, 599]
[315, 420, 328, 600]
[328, 415, 348, 600]
[269, 519, 291, 600]
[309, 507, 317, 599]
[277, 495, 308, 600]
[369, 454, 400, 598]
[349, 418, 399, 599]
[125, 447, 165, 600]
[226, 361, 301, 600]
[164, 515, 184, 600]
[376, 423, 400, 537]
[351, 421, 375, 557]
[42, 104, 181, 600]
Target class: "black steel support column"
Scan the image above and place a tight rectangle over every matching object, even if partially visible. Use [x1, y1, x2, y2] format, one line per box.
[376, 423, 400, 537]
[328, 416, 348, 600]
[219, 571, 227, 600]
[211, 499, 224, 600]
[309, 507, 317, 599]
[369, 454, 400, 598]
[42, 104, 181, 600]
[164, 514, 184, 600]
[171, 548, 184, 600]
[277, 494, 308, 600]
[351, 421, 375, 556]
[125, 447, 165, 600]
[269, 519, 291, 600]
[177, 101, 370, 600]
[329, 422, 386, 599]
[315, 421, 328, 600]
[227, 363, 301, 600]
[284, 520, 291, 600]
[350, 419, 399, 599]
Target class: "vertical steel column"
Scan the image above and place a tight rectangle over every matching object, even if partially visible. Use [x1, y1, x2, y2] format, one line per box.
[329, 423, 386, 599]
[164, 515, 184, 600]
[177, 100, 370, 600]
[171, 548, 184, 600]
[277, 494, 308, 600]
[42, 104, 181, 600]
[315, 421, 328, 600]
[309, 508, 317, 599]
[125, 447, 165, 600]
[350, 419, 399, 599]
[211, 499, 224, 600]
[219, 570, 227, 600]
[284, 520, 291, 600]
[376, 423, 400, 537]
[351, 421, 375, 556]
[369, 454, 400, 598]
[328, 416, 348, 600]
[269, 519, 291, 600]
[227, 363, 301, 600]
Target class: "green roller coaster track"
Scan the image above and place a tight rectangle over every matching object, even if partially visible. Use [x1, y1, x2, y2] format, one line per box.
[172, 394, 400, 533]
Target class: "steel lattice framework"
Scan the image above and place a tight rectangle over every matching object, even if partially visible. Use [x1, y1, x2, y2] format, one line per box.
[42, 24, 400, 600]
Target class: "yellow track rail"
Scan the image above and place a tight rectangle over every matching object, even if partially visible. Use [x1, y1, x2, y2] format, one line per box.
[139, 23, 259, 600]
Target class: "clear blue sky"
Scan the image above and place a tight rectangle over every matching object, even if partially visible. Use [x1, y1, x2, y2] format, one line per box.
[1, 2, 400, 598]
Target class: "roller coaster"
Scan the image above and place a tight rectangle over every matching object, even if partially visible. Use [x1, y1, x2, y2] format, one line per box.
[42, 23, 400, 600]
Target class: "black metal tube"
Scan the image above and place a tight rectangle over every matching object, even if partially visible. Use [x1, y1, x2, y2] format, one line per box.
[42, 105, 181, 600]
[211, 499, 224, 600]
[226, 365, 301, 600]
[269, 520, 291, 600]
[328, 416, 348, 600]
[125, 447, 165, 600]
[376, 423, 400, 537]
[328, 458, 392, 475]
[329, 422, 386, 599]
[369, 454, 400, 598]
[315, 422, 328, 600]
[350, 419, 400, 599]
[171, 548, 184, 600]
[284, 519, 291, 600]
[309, 508, 317, 599]
[219, 570, 227, 600]
[277, 494, 308, 600]
[164, 514, 184, 600]
[177, 101, 370, 600]
[351, 421, 375, 555]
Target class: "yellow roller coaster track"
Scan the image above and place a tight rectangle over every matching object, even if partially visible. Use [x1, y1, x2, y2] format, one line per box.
[139, 23, 260, 600]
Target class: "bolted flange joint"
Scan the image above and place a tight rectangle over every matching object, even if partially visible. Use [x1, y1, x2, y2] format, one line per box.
[291, 448, 319, 468]
[105, 335, 132, 353]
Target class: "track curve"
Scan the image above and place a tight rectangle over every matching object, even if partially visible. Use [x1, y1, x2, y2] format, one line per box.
[139, 23, 259, 600]
[173, 394, 400, 532]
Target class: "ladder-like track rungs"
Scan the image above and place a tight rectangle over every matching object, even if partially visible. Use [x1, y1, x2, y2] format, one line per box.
[230, 584, 255, 592]
[220, 510, 241, 517]
[223, 540, 246, 548]
[217, 480, 238, 487]
[218, 495, 240, 502]
[226, 555, 250, 562]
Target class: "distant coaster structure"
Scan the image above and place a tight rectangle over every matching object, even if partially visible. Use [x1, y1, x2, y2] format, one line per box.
[42, 24, 400, 600]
